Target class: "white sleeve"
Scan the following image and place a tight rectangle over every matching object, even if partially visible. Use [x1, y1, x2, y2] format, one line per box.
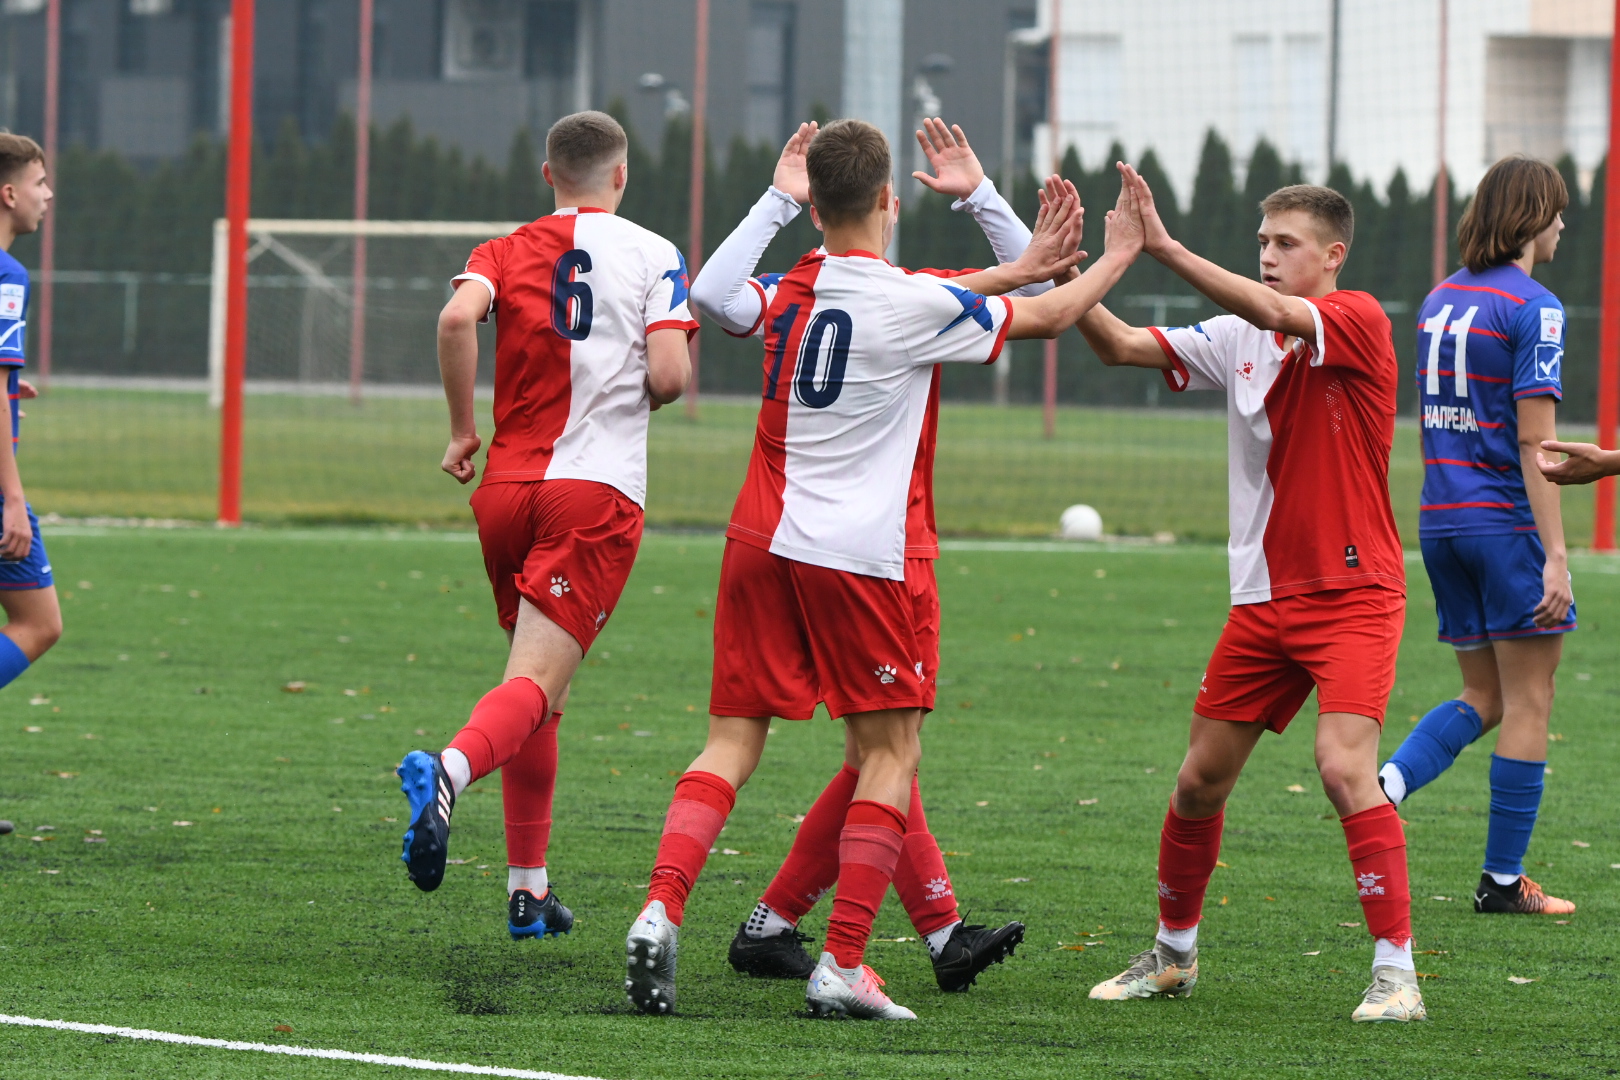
[952, 177, 1052, 298]
[689, 186, 801, 336]
[1151, 317, 1234, 392]
[896, 278, 1014, 368]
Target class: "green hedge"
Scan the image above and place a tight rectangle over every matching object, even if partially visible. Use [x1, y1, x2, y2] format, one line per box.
[18, 110, 1608, 419]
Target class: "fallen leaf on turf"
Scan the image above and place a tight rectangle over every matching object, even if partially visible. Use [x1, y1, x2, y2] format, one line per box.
[1215, 860, 1230, 868]
[1003, 877, 1031, 883]
[172, 821, 192, 827]
[1572, 840, 1591, 848]
[28, 695, 48, 705]
[1265, 896, 1276, 901]
[975, 801, 989, 807]
[1431, 895, 1453, 901]
[87, 830, 101, 836]
[1611, 863, 1620, 869]
[1286, 784, 1305, 793]
[721, 848, 740, 856]
[942, 851, 971, 857]
[1076, 798, 1099, 805]
[871, 937, 915, 943]
[1302, 951, 1321, 956]
[282, 682, 306, 693]
[52, 772, 77, 779]
[39, 869, 58, 875]
[1508, 976, 1537, 984]
[83, 837, 104, 844]
[1059, 945, 1087, 951]
[1220, 896, 1228, 905]
[1554, 919, 1570, 925]
[381, 817, 396, 823]
[274, 1025, 293, 1033]
[446, 859, 473, 865]
[1338, 921, 1361, 928]
[1417, 949, 1449, 955]
[24, 725, 41, 733]
[1416, 973, 1440, 980]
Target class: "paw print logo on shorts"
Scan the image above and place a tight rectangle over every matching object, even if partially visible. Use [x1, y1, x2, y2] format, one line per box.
[549, 576, 571, 597]
[875, 664, 897, 684]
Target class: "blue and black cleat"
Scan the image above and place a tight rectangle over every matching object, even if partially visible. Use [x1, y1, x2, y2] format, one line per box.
[509, 887, 574, 940]
[397, 750, 455, 892]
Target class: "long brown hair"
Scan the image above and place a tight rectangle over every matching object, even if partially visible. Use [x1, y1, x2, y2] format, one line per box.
[1457, 157, 1567, 273]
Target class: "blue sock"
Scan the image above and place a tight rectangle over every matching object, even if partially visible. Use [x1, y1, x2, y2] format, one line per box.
[1484, 754, 1544, 878]
[0, 633, 29, 689]
[1386, 699, 1484, 796]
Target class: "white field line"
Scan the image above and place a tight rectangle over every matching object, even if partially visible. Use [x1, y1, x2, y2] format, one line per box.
[0, 1014, 608, 1080]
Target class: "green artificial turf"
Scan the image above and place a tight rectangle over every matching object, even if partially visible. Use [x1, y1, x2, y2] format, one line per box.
[1, 529, 1617, 1079]
[19, 388, 1598, 544]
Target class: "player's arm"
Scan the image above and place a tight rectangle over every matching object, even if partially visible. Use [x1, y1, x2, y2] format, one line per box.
[1517, 396, 1571, 626]
[1002, 172, 1144, 338]
[1119, 162, 1319, 342]
[951, 187, 1085, 297]
[1075, 303, 1173, 369]
[646, 328, 692, 407]
[1536, 440, 1620, 484]
[437, 280, 488, 484]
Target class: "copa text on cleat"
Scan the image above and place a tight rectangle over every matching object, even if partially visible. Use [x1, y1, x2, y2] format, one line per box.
[625, 901, 679, 1014]
[509, 888, 574, 940]
[397, 750, 455, 893]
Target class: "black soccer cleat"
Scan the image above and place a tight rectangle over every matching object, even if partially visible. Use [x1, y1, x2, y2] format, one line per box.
[509, 887, 575, 940]
[1472, 872, 1575, 915]
[397, 750, 455, 892]
[932, 920, 1025, 992]
[727, 922, 818, 979]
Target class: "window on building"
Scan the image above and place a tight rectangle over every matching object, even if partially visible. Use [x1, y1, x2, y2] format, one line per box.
[1233, 34, 1271, 159]
[1485, 36, 1576, 165]
[1059, 34, 1121, 167]
[526, 1, 578, 81]
[444, 0, 526, 81]
[1284, 34, 1324, 175]
[746, 2, 794, 147]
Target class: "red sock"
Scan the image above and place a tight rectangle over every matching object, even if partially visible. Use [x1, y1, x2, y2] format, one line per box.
[502, 711, 560, 870]
[1157, 802, 1224, 930]
[891, 776, 960, 936]
[1342, 803, 1412, 946]
[646, 771, 736, 925]
[760, 764, 859, 921]
[447, 677, 550, 784]
[824, 800, 907, 968]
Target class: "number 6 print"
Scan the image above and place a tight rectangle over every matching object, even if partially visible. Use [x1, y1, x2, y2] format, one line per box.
[551, 249, 593, 341]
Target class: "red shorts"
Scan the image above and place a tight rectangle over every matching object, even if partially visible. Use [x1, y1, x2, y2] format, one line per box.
[1196, 586, 1405, 732]
[710, 539, 927, 720]
[907, 558, 940, 711]
[469, 478, 644, 652]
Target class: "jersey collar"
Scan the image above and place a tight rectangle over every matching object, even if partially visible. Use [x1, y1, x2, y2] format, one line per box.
[550, 206, 613, 216]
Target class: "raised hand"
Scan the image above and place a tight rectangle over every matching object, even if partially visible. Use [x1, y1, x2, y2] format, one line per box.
[1010, 189, 1085, 285]
[1038, 175, 1084, 282]
[773, 121, 818, 204]
[911, 118, 986, 200]
[1103, 168, 1145, 260]
[1116, 162, 1173, 256]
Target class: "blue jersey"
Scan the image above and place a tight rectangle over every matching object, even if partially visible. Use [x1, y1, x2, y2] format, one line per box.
[1416, 264, 1563, 538]
[0, 249, 27, 449]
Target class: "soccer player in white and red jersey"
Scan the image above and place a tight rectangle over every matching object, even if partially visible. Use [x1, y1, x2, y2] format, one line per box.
[396, 112, 697, 942]
[1077, 165, 1426, 1023]
[624, 118, 1145, 1020]
[707, 119, 1043, 994]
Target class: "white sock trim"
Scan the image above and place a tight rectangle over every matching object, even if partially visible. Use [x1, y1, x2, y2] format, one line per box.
[508, 865, 548, 896]
[1378, 762, 1407, 806]
[1156, 922, 1197, 953]
[1373, 937, 1414, 972]
[744, 901, 796, 939]
[440, 748, 472, 796]
[925, 921, 961, 959]
[1488, 871, 1520, 887]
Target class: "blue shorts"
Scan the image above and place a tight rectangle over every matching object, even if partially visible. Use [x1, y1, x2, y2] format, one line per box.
[1421, 532, 1574, 649]
[0, 496, 52, 591]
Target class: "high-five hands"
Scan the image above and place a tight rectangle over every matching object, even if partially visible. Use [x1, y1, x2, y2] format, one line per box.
[1115, 162, 1172, 256]
[1038, 175, 1084, 284]
[911, 118, 986, 200]
[1104, 164, 1147, 259]
[1009, 185, 1086, 284]
[773, 121, 819, 204]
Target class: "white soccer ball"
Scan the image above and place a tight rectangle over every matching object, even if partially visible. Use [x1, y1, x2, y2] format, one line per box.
[1059, 504, 1103, 541]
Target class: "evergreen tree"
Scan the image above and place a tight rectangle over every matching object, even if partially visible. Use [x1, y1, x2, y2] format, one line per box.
[504, 128, 544, 222]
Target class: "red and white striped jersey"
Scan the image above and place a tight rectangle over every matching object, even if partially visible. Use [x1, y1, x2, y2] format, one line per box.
[1150, 290, 1404, 605]
[724, 249, 1012, 580]
[454, 207, 698, 506]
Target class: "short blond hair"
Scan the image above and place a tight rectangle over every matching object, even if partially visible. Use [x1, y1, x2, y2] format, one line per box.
[545, 111, 628, 188]
[1259, 184, 1354, 247]
[0, 132, 43, 187]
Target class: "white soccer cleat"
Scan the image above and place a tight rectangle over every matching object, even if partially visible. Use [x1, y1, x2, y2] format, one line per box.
[1351, 966, 1428, 1023]
[625, 901, 679, 1015]
[805, 951, 917, 1020]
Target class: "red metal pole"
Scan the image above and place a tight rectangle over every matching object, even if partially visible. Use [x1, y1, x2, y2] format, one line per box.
[1591, 0, 1620, 552]
[36, 0, 58, 388]
[1042, 0, 1060, 439]
[348, 0, 373, 406]
[685, 0, 709, 421]
[218, 0, 255, 527]
[1430, 0, 1449, 287]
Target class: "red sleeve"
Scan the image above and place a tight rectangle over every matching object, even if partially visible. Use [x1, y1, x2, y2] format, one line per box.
[1307, 290, 1396, 378]
[452, 237, 505, 320]
[1146, 326, 1192, 391]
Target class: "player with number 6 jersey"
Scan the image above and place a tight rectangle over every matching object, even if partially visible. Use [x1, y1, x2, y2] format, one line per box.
[1380, 156, 1576, 919]
[395, 112, 696, 948]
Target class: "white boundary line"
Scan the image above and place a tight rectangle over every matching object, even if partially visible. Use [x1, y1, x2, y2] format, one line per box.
[0, 1014, 608, 1079]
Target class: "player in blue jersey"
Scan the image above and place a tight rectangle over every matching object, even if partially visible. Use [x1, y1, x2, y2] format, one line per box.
[1380, 157, 1575, 916]
[0, 133, 60, 707]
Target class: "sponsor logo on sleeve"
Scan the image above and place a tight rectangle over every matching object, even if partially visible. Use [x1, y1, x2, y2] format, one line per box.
[1535, 343, 1562, 383]
[1540, 307, 1564, 344]
[0, 283, 22, 320]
